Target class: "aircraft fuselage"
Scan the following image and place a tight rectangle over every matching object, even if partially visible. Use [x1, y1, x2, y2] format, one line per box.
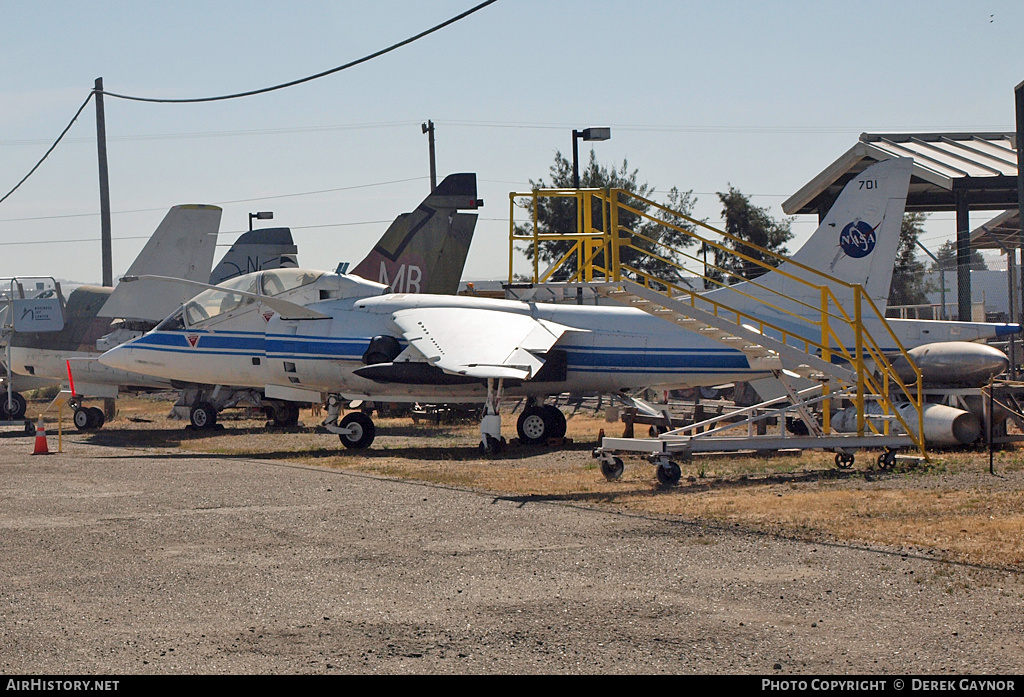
[100, 290, 771, 402]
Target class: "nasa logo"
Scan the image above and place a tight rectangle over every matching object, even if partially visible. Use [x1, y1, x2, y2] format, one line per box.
[839, 220, 877, 259]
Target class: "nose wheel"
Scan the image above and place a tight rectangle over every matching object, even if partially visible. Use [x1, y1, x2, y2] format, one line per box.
[338, 412, 375, 449]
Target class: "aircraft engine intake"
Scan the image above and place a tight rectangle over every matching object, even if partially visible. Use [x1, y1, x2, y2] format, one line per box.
[362, 335, 402, 365]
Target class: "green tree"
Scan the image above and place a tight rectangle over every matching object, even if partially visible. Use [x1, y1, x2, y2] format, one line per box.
[889, 212, 931, 307]
[712, 186, 794, 283]
[517, 150, 698, 283]
[932, 239, 988, 272]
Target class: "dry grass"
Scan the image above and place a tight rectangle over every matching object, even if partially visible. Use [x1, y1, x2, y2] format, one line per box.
[51, 394, 1024, 570]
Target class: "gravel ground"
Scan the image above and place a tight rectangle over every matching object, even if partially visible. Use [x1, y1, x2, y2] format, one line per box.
[1, 428, 1022, 675]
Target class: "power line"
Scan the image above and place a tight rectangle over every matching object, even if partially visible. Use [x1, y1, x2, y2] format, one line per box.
[0, 176, 427, 225]
[0, 92, 93, 206]
[99, 1, 498, 104]
[0, 121, 420, 148]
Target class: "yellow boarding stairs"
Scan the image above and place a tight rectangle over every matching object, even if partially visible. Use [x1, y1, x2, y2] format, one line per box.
[507, 188, 926, 484]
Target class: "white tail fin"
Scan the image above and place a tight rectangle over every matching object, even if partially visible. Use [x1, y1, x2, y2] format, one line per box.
[708, 158, 912, 322]
[98, 204, 222, 322]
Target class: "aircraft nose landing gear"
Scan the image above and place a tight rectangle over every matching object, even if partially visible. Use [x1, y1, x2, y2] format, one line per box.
[323, 395, 377, 449]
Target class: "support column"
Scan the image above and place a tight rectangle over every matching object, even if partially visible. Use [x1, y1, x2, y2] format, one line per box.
[955, 187, 972, 322]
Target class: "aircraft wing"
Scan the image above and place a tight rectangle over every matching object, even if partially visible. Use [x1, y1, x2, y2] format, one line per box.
[391, 307, 579, 380]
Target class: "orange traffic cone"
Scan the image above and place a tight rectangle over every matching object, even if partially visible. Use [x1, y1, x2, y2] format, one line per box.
[32, 418, 50, 456]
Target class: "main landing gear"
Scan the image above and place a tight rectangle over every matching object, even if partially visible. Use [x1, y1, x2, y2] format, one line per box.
[70, 399, 105, 431]
[320, 386, 570, 455]
[0, 391, 26, 421]
[516, 401, 566, 445]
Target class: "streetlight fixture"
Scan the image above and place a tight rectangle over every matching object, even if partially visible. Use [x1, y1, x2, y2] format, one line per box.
[571, 127, 611, 188]
[422, 120, 437, 192]
[248, 211, 273, 232]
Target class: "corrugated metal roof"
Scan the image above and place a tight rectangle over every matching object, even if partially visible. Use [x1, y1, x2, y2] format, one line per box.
[783, 132, 1019, 216]
[971, 208, 1021, 249]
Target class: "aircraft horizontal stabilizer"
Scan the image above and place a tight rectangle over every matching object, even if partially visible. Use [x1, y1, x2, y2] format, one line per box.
[391, 308, 576, 380]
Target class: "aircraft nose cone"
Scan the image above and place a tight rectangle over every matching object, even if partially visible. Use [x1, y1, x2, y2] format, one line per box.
[98, 345, 132, 372]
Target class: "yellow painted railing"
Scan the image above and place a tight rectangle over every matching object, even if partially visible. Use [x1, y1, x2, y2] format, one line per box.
[509, 187, 926, 458]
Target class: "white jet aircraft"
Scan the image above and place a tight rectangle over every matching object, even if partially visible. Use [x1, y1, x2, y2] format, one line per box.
[101, 158, 985, 456]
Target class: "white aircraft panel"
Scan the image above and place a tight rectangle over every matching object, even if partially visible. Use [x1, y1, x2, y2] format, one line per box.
[392, 307, 572, 380]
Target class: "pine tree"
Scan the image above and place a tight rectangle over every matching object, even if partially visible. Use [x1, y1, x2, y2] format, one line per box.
[517, 150, 698, 283]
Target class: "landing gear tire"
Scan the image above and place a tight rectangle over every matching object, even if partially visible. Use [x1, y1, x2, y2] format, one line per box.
[190, 402, 218, 430]
[88, 406, 105, 429]
[601, 457, 624, 481]
[272, 402, 300, 428]
[656, 461, 682, 486]
[0, 392, 27, 420]
[479, 434, 504, 455]
[540, 404, 566, 439]
[517, 407, 548, 445]
[517, 404, 566, 445]
[24, 420, 37, 436]
[877, 449, 897, 471]
[835, 452, 854, 469]
[73, 407, 92, 431]
[339, 412, 375, 449]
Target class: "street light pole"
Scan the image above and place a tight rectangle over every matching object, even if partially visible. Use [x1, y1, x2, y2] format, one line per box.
[249, 211, 273, 232]
[570, 127, 611, 237]
[422, 120, 437, 192]
[571, 127, 611, 189]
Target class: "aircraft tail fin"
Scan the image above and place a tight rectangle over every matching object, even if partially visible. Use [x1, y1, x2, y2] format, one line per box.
[209, 227, 299, 285]
[98, 204, 222, 322]
[710, 158, 913, 320]
[350, 173, 480, 294]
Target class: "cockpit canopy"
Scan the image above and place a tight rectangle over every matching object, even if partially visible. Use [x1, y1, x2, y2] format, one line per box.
[155, 269, 384, 330]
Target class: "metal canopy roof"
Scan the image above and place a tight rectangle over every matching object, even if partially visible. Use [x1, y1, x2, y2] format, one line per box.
[783, 132, 1019, 216]
[971, 208, 1021, 250]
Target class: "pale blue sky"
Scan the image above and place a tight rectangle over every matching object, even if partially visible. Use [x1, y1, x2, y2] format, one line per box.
[2, 0, 1022, 283]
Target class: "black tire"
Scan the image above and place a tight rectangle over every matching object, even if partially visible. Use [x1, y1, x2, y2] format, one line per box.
[835, 452, 854, 469]
[482, 434, 503, 454]
[190, 402, 218, 430]
[656, 461, 682, 486]
[88, 407, 105, 429]
[73, 407, 92, 431]
[601, 457, 624, 481]
[516, 407, 548, 445]
[272, 402, 300, 427]
[877, 450, 896, 471]
[24, 420, 37, 436]
[0, 392, 26, 420]
[339, 412, 375, 449]
[540, 404, 566, 439]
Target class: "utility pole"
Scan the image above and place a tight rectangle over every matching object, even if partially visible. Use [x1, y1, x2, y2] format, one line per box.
[94, 77, 116, 422]
[422, 120, 436, 192]
[1016, 80, 1024, 377]
[94, 77, 112, 288]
